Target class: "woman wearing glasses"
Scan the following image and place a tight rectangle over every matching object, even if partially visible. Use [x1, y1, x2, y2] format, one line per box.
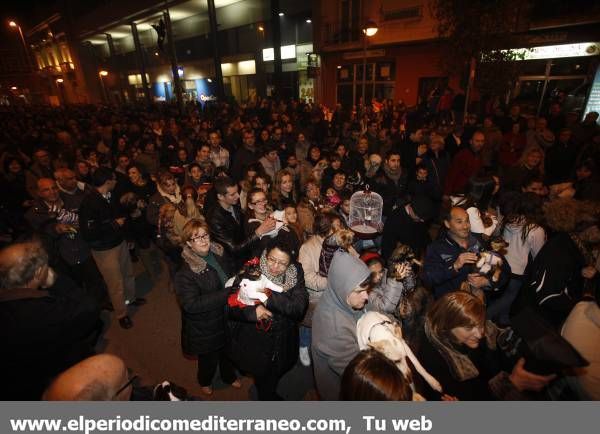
[174, 219, 241, 396]
[226, 238, 308, 400]
[246, 188, 300, 259]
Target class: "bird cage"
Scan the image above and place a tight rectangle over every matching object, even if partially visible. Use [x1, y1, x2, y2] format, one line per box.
[348, 187, 383, 239]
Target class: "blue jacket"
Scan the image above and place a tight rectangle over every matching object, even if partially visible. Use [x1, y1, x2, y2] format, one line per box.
[422, 231, 510, 298]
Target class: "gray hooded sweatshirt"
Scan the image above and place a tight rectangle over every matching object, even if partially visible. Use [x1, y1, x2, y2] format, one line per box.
[311, 251, 371, 400]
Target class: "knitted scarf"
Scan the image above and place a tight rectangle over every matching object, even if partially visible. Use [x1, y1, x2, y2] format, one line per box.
[259, 250, 297, 292]
[181, 243, 224, 274]
[424, 317, 500, 381]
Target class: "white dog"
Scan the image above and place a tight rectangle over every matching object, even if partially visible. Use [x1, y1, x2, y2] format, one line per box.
[226, 274, 284, 306]
[248, 210, 286, 238]
[357, 311, 443, 398]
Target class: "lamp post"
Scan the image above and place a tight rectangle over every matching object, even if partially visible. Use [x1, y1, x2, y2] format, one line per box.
[360, 20, 378, 110]
[8, 20, 34, 72]
[99, 70, 108, 103]
[56, 78, 65, 105]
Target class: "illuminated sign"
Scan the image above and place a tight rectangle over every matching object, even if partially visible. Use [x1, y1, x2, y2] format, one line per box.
[504, 42, 599, 60]
[583, 66, 600, 124]
[200, 94, 217, 102]
[262, 45, 296, 61]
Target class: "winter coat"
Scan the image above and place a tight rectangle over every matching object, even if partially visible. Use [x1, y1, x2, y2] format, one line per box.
[513, 232, 585, 328]
[422, 231, 510, 298]
[79, 190, 125, 251]
[25, 198, 91, 266]
[207, 204, 259, 269]
[174, 243, 232, 355]
[0, 274, 101, 400]
[416, 327, 522, 401]
[381, 206, 431, 261]
[312, 251, 371, 400]
[226, 262, 308, 378]
[444, 148, 483, 195]
[423, 150, 451, 197]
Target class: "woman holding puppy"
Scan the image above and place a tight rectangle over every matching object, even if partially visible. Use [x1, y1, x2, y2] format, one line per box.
[226, 238, 308, 400]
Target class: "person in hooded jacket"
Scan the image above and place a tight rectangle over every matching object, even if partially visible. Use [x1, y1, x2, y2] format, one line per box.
[312, 251, 373, 400]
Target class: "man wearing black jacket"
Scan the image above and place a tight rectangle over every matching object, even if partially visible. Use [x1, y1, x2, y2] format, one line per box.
[0, 241, 101, 400]
[207, 177, 275, 269]
[25, 178, 108, 308]
[79, 168, 142, 329]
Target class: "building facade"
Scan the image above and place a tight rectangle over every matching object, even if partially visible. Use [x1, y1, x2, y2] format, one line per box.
[314, 0, 600, 116]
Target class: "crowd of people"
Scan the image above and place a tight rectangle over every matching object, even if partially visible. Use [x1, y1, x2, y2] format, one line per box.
[0, 95, 598, 401]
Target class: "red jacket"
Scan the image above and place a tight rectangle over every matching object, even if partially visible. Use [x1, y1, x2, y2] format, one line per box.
[444, 148, 483, 195]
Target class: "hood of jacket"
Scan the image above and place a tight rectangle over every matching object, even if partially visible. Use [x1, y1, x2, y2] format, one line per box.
[326, 251, 371, 317]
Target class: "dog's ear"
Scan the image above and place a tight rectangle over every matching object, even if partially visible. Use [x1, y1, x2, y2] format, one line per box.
[368, 339, 391, 354]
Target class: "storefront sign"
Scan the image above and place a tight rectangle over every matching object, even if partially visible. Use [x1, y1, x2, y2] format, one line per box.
[262, 45, 296, 61]
[343, 49, 385, 60]
[505, 42, 599, 60]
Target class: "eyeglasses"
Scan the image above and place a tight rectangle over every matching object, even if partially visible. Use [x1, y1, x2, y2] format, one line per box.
[251, 199, 268, 205]
[266, 256, 289, 268]
[112, 374, 138, 399]
[191, 233, 210, 243]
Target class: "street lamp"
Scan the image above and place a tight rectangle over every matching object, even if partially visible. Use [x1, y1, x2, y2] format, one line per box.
[99, 70, 108, 103]
[361, 20, 378, 107]
[8, 20, 34, 72]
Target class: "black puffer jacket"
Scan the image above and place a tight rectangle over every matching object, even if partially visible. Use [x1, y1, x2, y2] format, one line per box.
[174, 243, 233, 355]
[226, 263, 308, 378]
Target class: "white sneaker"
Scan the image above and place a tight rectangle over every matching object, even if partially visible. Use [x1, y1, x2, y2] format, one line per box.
[299, 346, 311, 367]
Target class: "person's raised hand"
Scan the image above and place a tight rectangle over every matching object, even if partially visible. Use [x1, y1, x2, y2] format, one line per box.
[255, 216, 276, 236]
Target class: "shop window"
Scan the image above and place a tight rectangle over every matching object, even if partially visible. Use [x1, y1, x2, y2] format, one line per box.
[376, 63, 395, 81]
[550, 57, 592, 76]
[338, 66, 353, 82]
[521, 59, 548, 76]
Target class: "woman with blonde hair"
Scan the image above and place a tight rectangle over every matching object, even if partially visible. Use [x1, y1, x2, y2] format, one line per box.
[271, 168, 297, 210]
[417, 291, 555, 400]
[502, 146, 545, 192]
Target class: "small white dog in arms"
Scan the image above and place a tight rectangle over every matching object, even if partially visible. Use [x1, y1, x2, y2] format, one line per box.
[248, 210, 287, 238]
[357, 311, 443, 399]
[225, 275, 284, 306]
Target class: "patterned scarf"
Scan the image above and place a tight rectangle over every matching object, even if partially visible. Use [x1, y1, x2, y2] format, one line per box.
[259, 250, 297, 292]
[424, 317, 499, 381]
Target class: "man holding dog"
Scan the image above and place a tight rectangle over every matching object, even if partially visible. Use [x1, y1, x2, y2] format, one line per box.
[422, 207, 510, 299]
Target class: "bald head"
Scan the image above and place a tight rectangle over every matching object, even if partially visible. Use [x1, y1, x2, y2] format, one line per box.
[43, 354, 131, 401]
[0, 241, 48, 290]
[54, 168, 78, 192]
[37, 178, 60, 203]
[444, 206, 471, 241]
